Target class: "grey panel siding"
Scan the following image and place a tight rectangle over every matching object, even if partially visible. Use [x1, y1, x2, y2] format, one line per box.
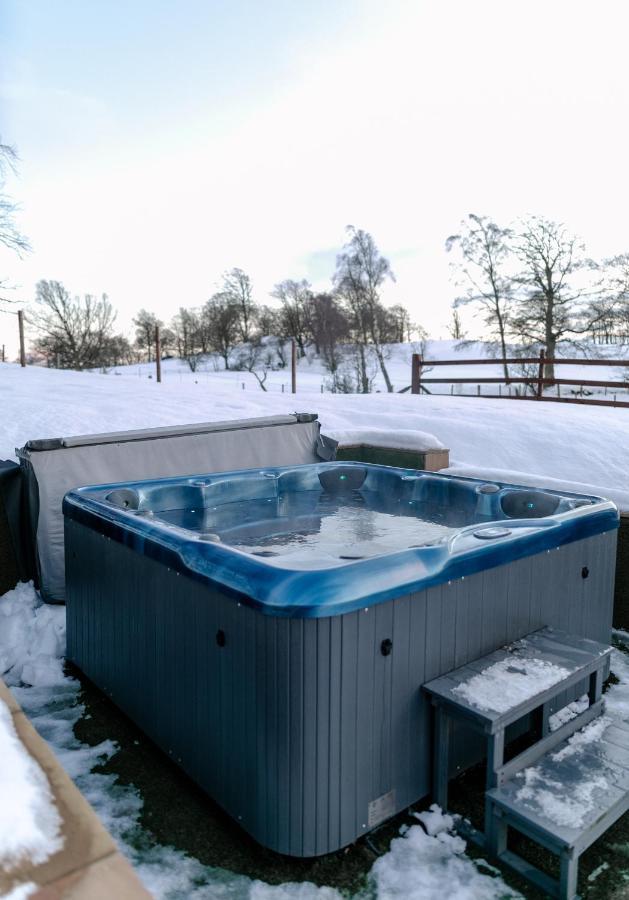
[65, 519, 617, 857]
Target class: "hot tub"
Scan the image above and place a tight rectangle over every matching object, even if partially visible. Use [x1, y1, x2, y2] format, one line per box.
[64, 463, 619, 856]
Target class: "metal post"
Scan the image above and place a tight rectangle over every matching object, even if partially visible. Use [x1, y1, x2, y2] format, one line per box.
[1, 344, 4, 362]
[411, 354, 421, 394]
[291, 339, 297, 394]
[18, 310, 26, 367]
[155, 326, 162, 383]
[536, 349, 545, 400]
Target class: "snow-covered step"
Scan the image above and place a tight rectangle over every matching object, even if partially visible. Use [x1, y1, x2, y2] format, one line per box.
[487, 715, 629, 900]
[423, 627, 611, 842]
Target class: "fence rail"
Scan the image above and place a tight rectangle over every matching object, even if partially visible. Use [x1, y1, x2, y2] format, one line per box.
[410, 351, 629, 409]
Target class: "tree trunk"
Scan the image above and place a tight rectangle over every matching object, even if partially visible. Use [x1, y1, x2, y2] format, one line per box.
[374, 344, 394, 392]
[358, 343, 370, 393]
[545, 299, 556, 381]
[544, 334, 556, 381]
[496, 309, 509, 382]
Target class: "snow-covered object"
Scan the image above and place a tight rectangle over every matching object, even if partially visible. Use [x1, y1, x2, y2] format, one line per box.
[548, 694, 589, 732]
[551, 715, 612, 762]
[0, 699, 63, 868]
[0, 582, 66, 688]
[452, 657, 571, 714]
[514, 766, 608, 829]
[324, 427, 445, 451]
[512, 715, 614, 829]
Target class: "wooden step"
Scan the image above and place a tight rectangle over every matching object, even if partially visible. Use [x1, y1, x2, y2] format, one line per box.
[423, 627, 612, 851]
[487, 715, 629, 900]
[424, 627, 611, 735]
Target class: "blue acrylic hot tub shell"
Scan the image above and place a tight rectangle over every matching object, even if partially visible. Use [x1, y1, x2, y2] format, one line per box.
[62, 462, 619, 618]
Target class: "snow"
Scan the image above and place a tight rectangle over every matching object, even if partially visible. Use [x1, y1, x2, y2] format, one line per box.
[514, 766, 608, 829]
[0, 582, 66, 689]
[551, 715, 612, 762]
[548, 694, 589, 732]
[513, 715, 614, 829]
[1, 582, 519, 900]
[369, 814, 519, 900]
[325, 428, 445, 452]
[452, 657, 571, 714]
[2, 339, 629, 510]
[0, 884, 37, 900]
[0, 698, 63, 869]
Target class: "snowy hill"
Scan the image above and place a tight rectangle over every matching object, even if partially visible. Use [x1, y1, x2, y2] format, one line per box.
[2, 339, 629, 509]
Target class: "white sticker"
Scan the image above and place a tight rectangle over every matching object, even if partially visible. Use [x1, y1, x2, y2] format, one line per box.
[368, 789, 396, 827]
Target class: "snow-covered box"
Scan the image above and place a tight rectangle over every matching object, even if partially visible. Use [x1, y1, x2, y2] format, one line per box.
[63, 462, 619, 856]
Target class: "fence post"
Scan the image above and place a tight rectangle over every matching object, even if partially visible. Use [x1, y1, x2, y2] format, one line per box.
[536, 349, 545, 399]
[155, 326, 162, 383]
[291, 339, 297, 394]
[18, 310, 26, 367]
[411, 354, 421, 394]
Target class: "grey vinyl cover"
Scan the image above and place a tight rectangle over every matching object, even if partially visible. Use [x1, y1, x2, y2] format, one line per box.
[18, 414, 323, 602]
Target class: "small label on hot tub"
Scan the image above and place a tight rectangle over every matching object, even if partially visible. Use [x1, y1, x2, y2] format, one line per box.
[368, 789, 396, 827]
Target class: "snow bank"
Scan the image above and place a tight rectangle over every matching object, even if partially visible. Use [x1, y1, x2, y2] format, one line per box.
[369, 809, 519, 899]
[0, 699, 63, 868]
[0, 583, 66, 688]
[452, 657, 570, 714]
[2, 339, 629, 510]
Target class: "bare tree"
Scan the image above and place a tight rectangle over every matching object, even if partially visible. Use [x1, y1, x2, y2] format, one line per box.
[172, 306, 203, 370]
[222, 268, 256, 342]
[598, 254, 629, 343]
[511, 217, 609, 379]
[334, 226, 396, 392]
[446, 214, 513, 379]
[0, 140, 30, 257]
[233, 337, 277, 391]
[386, 304, 414, 343]
[29, 280, 117, 370]
[309, 292, 349, 375]
[448, 307, 467, 340]
[133, 309, 163, 362]
[202, 293, 239, 369]
[271, 279, 312, 356]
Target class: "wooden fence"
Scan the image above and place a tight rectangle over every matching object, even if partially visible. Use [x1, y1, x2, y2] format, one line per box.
[410, 351, 629, 409]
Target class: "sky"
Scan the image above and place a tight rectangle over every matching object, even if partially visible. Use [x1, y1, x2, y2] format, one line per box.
[1, 0, 629, 357]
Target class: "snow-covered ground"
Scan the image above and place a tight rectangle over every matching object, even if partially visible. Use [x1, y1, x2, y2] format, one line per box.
[88, 340, 629, 404]
[3, 340, 629, 510]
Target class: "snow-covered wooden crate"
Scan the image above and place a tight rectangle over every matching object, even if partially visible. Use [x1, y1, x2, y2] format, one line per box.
[327, 427, 449, 472]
